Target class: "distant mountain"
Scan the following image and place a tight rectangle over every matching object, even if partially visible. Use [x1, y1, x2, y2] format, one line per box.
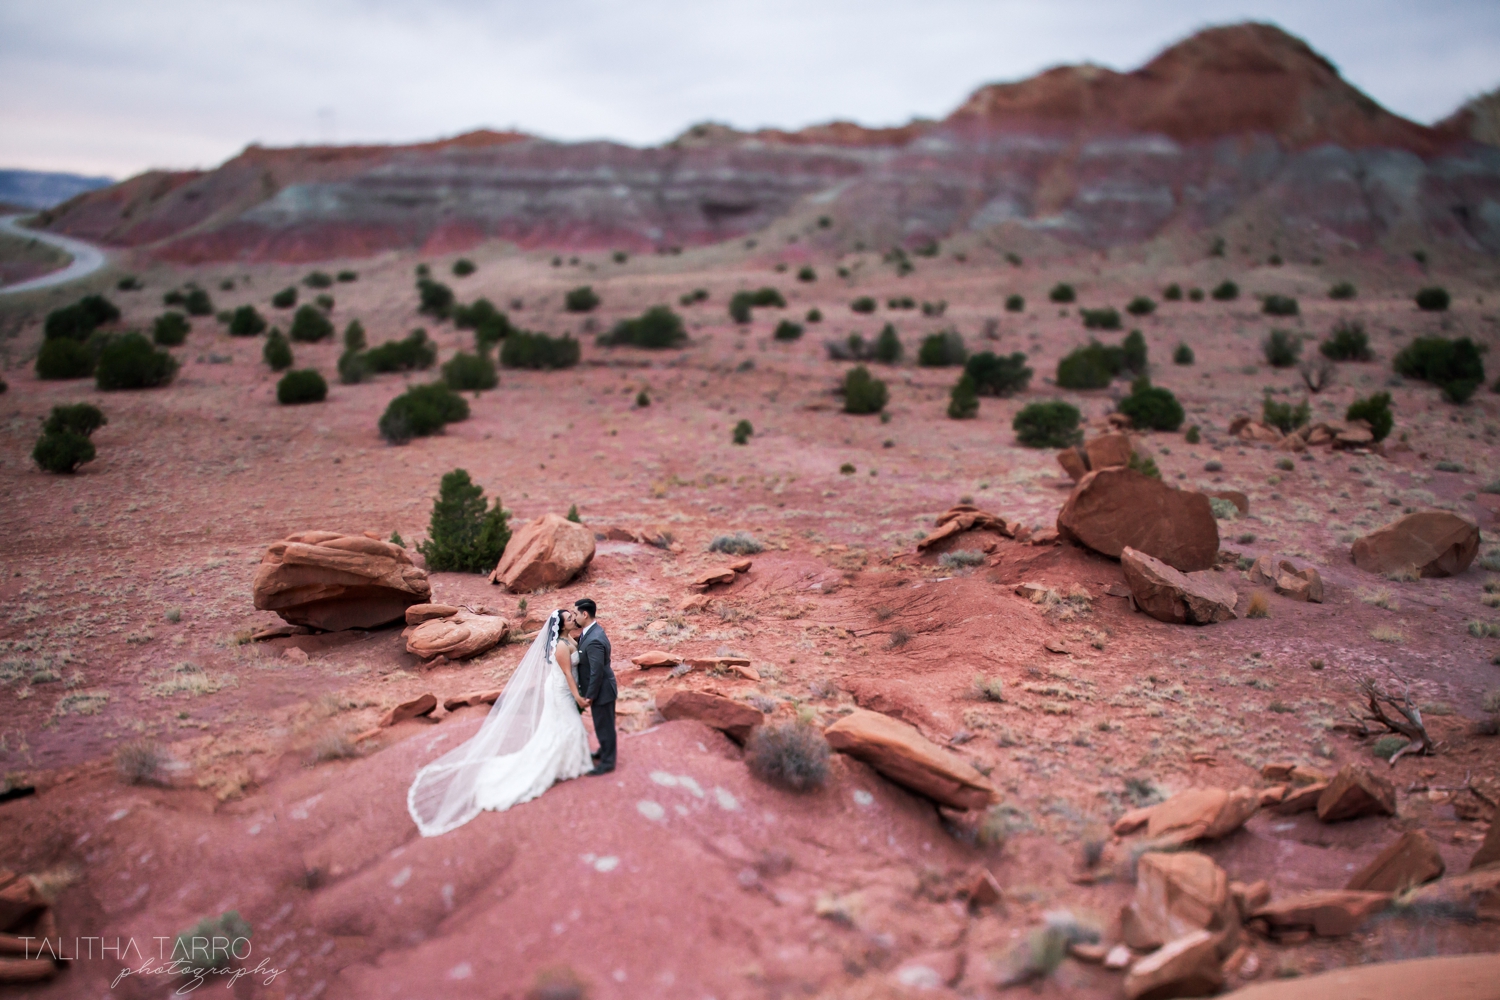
[0, 169, 114, 211]
[32, 23, 1500, 259]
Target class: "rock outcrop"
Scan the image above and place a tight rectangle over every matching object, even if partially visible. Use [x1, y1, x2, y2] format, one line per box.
[402, 605, 510, 660]
[916, 505, 1016, 549]
[823, 709, 999, 810]
[1121, 546, 1238, 624]
[252, 531, 431, 631]
[1057, 469, 1219, 572]
[657, 690, 763, 743]
[490, 513, 596, 592]
[1350, 511, 1480, 578]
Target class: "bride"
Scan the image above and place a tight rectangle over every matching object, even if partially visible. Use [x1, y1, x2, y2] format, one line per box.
[407, 609, 593, 836]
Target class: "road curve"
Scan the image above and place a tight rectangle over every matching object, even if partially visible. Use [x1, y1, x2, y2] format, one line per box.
[0, 214, 110, 295]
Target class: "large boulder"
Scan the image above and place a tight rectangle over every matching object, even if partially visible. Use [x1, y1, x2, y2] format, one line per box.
[1218, 954, 1500, 1000]
[1249, 889, 1389, 937]
[1317, 763, 1396, 822]
[823, 709, 999, 810]
[252, 531, 431, 631]
[657, 689, 763, 743]
[1121, 547, 1238, 625]
[490, 513, 596, 591]
[1114, 786, 1259, 844]
[1124, 851, 1238, 952]
[1350, 511, 1480, 578]
[1122, 930, 1223, 1000]
[1345, 830, 1445, 892]
[402, 606, 510, 660]
[1057, 469, 1219, 572]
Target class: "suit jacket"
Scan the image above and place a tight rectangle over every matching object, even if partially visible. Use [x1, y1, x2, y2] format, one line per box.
[576, 622, 616, 705]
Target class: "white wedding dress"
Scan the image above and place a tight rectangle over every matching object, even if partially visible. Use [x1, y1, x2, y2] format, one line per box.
[407, 611, 593, 836]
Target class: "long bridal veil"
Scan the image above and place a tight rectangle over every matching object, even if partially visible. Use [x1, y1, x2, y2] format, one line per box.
[407, 610, 561, 837]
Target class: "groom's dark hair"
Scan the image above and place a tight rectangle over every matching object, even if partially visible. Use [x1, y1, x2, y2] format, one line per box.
[573, 598, 597, 618]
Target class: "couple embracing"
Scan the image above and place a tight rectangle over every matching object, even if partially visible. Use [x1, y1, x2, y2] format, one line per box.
[407, 599, 616, 837]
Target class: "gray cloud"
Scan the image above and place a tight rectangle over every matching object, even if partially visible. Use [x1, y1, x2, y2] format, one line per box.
[2, 0, 1496, 178]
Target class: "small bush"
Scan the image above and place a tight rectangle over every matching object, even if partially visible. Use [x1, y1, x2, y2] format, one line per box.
[174, 911, 252, 970]
[276, 369, 327, 405]
[1048, 283, 1075, 304]
[1005, 294, 1024, 312]
[1262, 294, 1299, 317]
[44, 402, 106, 438]
[33, 429, 96, 473]
[1393, 336, 1484, 403]
[873, 324, 902, 363]
[635, 390, 649, 407]
[1163, 283, 1182, 301]
[151, 311, 190, 346]
[442, 351, 498, 391]
[336, 350, 369, 385]
[564, 286, 600, 313]
[1329, 281, 1357, 300]
[750, 287, 784, 307]
[1188, 287, 1204, 301]
[342, 319, 367, 352]
[680, 289, 709, 308]
[806, 307, 822, 323]
[314, 293, 334, 312]
[36, 337, 95, 379]
[1118, 379, 1184, 431]
[1262, 395, 1311, 433]
[337, 270, 357, 282]
[1080, 306, 1122, 330]
[1346, 392, 1394, 442]
[418, 469, 511, 572]
[304, 271, 333, 288]
[95, 332, 178, 390]
[842, 366, 888, 415]
[1122, 329, 1148, 374]
[1173, 342, 1195, 365]
[1321, 319, 1372, 361]
[948, 373, 979, 419]
[709, 532, 763, 555]
[1264, 329, 1302, 368]
[918, 330, 966, 367]
[604, 306, 686, 348]
[365, 329, 437, 372]
[271, 287, 297, 309]
[1211, 280, 1239, 301]
[732, 419, 753, 445]
[289, 304, 334, 343]
[1415, 287, 1450, 312]
[1056, 341, 1124, 389]
[379, 382, 470, 444]
[1013, 401, 1081, 448]
[117, 275, 142, 291]
[939, 549, 985, 568]
[774, 320, 804, 342]
[451, 258, 476, 277]
[797, 266, 816, 282]
[228, 304, 266, 337]
[973, 675, 1005, 702]
[888, 295, 916, 310]
[501, 331, 580, 369]
[1246, 592, 1270, 618]
[964, 351, 1031, 396]
[115, 738, 169, 785]
[45, 294, 119, 341]
[1126, 296, 1155, 317]
[746, 721, 830, 792]
[850, 296, 877, 314]
[1128, 451, 1161, 478]
[417, 278, 455, 318]
[262, 329, 293, 371]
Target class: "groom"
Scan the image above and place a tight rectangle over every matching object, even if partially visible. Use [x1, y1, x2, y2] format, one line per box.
[572, 598, 617, 775]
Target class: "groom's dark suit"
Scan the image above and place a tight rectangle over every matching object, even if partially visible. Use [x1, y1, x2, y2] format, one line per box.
[576, 621, 617, 772]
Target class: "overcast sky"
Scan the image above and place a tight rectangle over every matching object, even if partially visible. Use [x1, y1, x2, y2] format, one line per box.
[2, 0, 1497, 180]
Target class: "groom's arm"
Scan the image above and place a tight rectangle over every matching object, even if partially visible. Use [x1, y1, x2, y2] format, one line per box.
[580, 640, 606, 701]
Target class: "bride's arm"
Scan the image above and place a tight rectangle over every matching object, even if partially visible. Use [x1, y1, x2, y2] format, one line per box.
[556, 643, 586, 706]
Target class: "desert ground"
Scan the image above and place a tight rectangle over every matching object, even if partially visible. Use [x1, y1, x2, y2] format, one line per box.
[1, 225, 1499, 998]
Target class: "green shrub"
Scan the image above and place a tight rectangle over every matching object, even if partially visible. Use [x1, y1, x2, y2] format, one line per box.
[152, 311, 190, 346]
[1126, 296, 1155, 317]
[500, 331, 580, 370]
[1211, 280, 1238, 301]
[343, 319, 367, 352]
[289, 304, 334, 343]
[95, 332, 178, 390]
[416, 263, 431, 278]
[604, 306, 686, 348]
[262, 329, 293, 371]
[1394, 336, 1484, 402]
[964, 351, 1031, 397]
[117, 275, 142, 291]
[1347, 392, 1394, 442]
[564, 286, 600, 313]
[1185, 424, 1200, 443]
[871, 324, 902, 363]
[774, 320, 804, 342]
[1080, 307, 1121, 330]
[336, 270, 358, 283]
[842, 366, 888, 414]
[1122, 329, 1147, 374]
[1188, 288, 1204, 302]
[304, 271, 333, 289]
[271, 287, 297, 309]
[44, 402, 107, 437]
[1262, 294, 1298, 317]
[417, 469, 511, 572]
[228, 305, 267, 336]
[917, 330, 966, 367]
[1415, 286, 1450, 312]
[366, 329, 437, 372]
[1056, 341, 1124, 389]
[887, 295, 915, 310]
[678, 288, 708, 306]
[1013, 401, 1081, 448]
[1049, 283, 1075, 304]
[173, 911, 252, 971]
[163, 289, 186, 306]
[732, 419, 753, 445]
[34, 429, 96, 473]
[806, 308, 822, 323]
[728, 292, 754, 324]
[797, 266, 816, 282]
[850, 296, 877, 314]
[947, 373, 979, 419]
[379, 382, 470, 444]
[451, 258, 476, 277]
[45, 294, 119, 341]
[453, 300, 514, 349]
[1263, 329, 1301, 367]
[1163, 283, 1182, 301]
[1118, 379, 1184, 432]
[442, 351, 498, 391]
[1005, 294, 1024, 312]
[749, 287, 784, 307]
[417, 278, 455, 318]
[35, 338, 94, 379]
[1173, 343, 1194, 365]
[613, 250, 628, 264]
[1262, 394, 1310, 433]
[183, 288, 213, 316]
[276, 369, 327, 405]
[1328, 281, 1357, 300]
[337, 349, 370, 385]
[1321, 319, 1372, 361]
[635, 390, 649, 407]
[314, 293, 334, 312]
[1127, 451, 1161, 479]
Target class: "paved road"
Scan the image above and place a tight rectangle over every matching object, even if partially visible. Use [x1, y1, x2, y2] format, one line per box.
[0, 214, 109, 294]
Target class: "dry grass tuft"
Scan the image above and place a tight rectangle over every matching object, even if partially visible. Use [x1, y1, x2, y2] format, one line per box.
[1246, 592, 1271, 618]
[115, 738, 171, 786]
[1372, 626, 1405, 644]
[309, 730, 361, 763]
[972, 674, 1005, 702]
[746, 721, 830, 792]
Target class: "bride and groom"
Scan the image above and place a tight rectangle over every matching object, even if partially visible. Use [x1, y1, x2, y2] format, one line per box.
[407, 599, 616, 837]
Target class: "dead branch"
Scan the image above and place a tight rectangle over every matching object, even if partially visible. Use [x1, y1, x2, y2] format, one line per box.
[1356, 675, 1435, 766]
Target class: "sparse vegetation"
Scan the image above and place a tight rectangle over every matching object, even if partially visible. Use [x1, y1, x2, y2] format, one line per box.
[841, 366, 888, 415]
[1048, 283, 1075, 304]
[1321, 319, 1372, 361]
[417, 277, 455, 318]
[939, 549, 986, 569]
[1056, 340, 1126, 389]
[115, 738, 170, 786]
[95, 332, 178, 390]
[746, 721, 830, 792]
[797, 266, 816, 282]
[33, 401, 105, 473]
[1414, 286, 1450, 312]
[1346, 392, 1394, 441]
[873, 324, 902, 363]
[289, 304, 334, 343]
[1247, 592, 1270, 618]
[850, 296, 877, 314]
[262, 328, 293, 371]
[1211, 280, 1238, 301]
[1262, 294, 1298, 317]
[564, 286, 600, 312]
[729, 287, 786, 323]
[1013, 401, 1081, 449]
[501, 330, 580, 369]
[228, 304, 266, 336]
[451, 258, 476, 277]
[773, 320, 804, 342]
[1393, 336, 1484, 403]
[174, 911, 252, 970]
[964, 351, 1031, 396]
[379, 382, 470, 444]
[947, 373, 979, 419]
[918, 330, 966, 367]
[1126, 296, 1155, 316]
[1328, 281, 1357, 300]
[1118, 378, 1183, 431]
[152, 311, 190, 346]
[1005, 294, 1024, 312]
[678, 288, 709, 307]
[45, 294, 119, 342]
[276, 369, 327, 405]
[365, 329, 437, 372]
[304, 271, 333, 288]
[1262, 394, 1311, 434]
[418, 469, 511, 572]
[271, 286, 297, 309]
[1174, 342, 1195, 365]
[442, 351, 498, 391]
[1264, 329, 1302, 367]
[709, 532, 763, 555]
[972, 675, 1005, 702]
[1080, 306, 1122, 330]
[35, 337, 95, 380]
[604, 306, 687, 348]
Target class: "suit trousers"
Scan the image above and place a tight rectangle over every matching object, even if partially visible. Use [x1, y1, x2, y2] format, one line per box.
[590, 699, 617, 770]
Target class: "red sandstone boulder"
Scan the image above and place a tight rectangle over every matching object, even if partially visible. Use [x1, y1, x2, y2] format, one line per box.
[1125, 851, 1238, 951]
[1057, 448, 1088, 481]
[1350, 511, 1480, 578]
[442, 689, 501, 711]
[1345, 830, 1445, 892]
[490, 513, 596, 591]
[1218, 954, 1500, 1000]
[1084, 432, 1135, 471]
[1250, 889, 1389, 937]
[1473, 811, 1500, 869]
[1122, 547, 1238, 625]
[631, 650, 683, 669]
[252, 531, 432, 631]
[379, 693, 437, 727]
[403, 608, 509, 660]
[1404, 863, 1500, 921]
[823, 709, 999, 810]
[916, 504, 1014, 550]
[1317, 763, 1396, 822]
[1122, 930, 1223, 1000]
[657, 689, 763, 743]
[1273, 560, 1324, 602]
[1057, 469, 1219, 572]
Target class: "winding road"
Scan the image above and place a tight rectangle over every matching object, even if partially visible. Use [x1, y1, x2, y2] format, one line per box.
[0, 214, 109, 294]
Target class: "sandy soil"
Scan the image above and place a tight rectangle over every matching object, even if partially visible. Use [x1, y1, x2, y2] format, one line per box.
[1, 237, 1498, 997]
